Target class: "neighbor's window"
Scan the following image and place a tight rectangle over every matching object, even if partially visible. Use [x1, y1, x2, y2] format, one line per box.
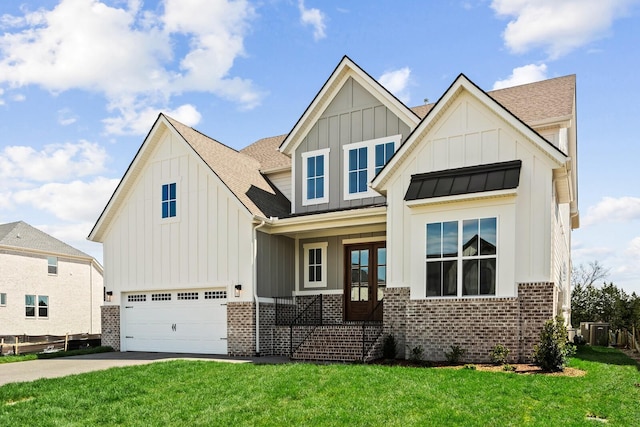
[426, 217, 497, 297]
[301, 149, 330, 205]
[162, 183, 177, 218]
[25, 294, 36, 317]
[48, 256, 58, 275]
[343, 135, 399, 200]
[0, 293, 6, 306]
[303, 242, 328, 288]
[38, 295, 49, 318]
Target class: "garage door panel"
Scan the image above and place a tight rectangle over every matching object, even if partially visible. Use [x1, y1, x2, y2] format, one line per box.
[122, 290, 228, 354]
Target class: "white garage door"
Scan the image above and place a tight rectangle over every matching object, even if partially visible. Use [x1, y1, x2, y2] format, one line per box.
[122, 289, 227, 354]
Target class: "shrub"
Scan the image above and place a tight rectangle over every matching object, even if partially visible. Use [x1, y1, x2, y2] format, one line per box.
[382, 334, 397, 359]
[463, 364, 476, 370]
[489, 344, 511, 365]
[533, 316, 575, 372]
[444, 345, 466, 364]
[408, 345, 424, 363]
[573, 334, 587, 346]
[503, 364, 515, 372]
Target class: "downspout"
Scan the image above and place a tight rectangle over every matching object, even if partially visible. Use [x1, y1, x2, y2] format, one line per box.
[253, 219, 266, 356]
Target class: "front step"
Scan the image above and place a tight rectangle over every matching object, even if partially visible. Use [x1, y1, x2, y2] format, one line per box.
[292, 324, 383, 362]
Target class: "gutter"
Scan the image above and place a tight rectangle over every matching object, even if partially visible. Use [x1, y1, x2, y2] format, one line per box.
[252, 219, 267, 356]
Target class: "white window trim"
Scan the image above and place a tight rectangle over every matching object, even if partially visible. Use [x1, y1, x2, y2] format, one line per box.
[303, 242, 328, 288]
[301, 148, 330, 206]
[160, 179, 181, 224]
[425, 217, 499, 298]
[343, 134, 401, 201]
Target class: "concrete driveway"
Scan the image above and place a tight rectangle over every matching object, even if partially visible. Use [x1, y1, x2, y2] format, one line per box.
[0, 352, 288, 386]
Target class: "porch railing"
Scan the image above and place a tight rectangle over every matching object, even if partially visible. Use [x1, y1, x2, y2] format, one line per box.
[274, 295, 323, 357]
[362, 298, 384, 362]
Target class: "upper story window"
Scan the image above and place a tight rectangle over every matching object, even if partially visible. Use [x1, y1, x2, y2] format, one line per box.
[0, 293, 6, 306]
[343, 135, 400, 200]
[47, 256, 58, 275]
[301, 148, 330, 206]
[426, 217, 497, 297]
[162, 183, 177, 218]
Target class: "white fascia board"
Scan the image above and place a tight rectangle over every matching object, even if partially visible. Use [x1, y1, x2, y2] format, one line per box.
[405, 188, 517, 208]
[261, 206, 387, 235]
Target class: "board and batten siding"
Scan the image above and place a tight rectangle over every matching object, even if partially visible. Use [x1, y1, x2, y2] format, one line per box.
[102, 129, 254, 305]
[256, 232, 295, 298]
[386, 91, 562, 297]
[298, 231, 386, 292]
[266, 170, 292, 202]
[293, 77, 411, 214]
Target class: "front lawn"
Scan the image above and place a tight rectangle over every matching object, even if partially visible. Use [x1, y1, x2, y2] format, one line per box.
[0, 346, 638, 426]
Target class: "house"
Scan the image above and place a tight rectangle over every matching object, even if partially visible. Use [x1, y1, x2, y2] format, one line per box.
[0, 221, 103, 336]
[89, 56, 578, 362]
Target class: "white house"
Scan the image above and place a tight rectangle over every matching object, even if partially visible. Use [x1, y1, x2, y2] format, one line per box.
[0, 221, 103, 336]
[90, 56, 578, 362]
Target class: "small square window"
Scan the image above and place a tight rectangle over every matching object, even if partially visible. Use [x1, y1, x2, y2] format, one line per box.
[48, 256, 58, 275]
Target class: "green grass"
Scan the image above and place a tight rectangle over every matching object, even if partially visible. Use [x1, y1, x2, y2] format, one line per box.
[0, 346, 113, 364]
[0, 346, 638, 426]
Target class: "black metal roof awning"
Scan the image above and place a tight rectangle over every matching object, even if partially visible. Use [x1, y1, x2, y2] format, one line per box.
[404, 160, 522, 201]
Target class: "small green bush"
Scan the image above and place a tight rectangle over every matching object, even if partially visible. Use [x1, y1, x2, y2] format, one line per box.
[382, 334, 397, 359]
[463, 364, 476, 370]
[489, 344, 511, 365]
[408, 345, 424, 362]
[533, 316, 575, 372]
[502, 364, 515, 372]
[444, 345, 466, 364]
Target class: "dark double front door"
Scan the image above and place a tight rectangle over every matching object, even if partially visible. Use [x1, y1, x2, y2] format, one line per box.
[344, 242, 386, 321]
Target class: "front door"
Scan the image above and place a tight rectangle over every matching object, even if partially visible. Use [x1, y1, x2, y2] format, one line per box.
[345, 242, 386, 321]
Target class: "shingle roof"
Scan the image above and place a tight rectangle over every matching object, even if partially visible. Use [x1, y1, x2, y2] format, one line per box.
[404, 160, 522, 201]
[164, 116, 290, 219]
[0, 221, 91, 258]
[411, 75, 576, 124]
[240, 134, 289, 171]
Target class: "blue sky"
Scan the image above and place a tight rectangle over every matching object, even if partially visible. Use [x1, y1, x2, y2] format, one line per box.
[1, 0, 639, 293]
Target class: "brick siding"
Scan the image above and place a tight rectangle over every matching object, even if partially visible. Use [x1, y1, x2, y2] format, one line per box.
[227, 302, 256, 357]
[518, 282, 557, 362]
[100, 305, 120, 351]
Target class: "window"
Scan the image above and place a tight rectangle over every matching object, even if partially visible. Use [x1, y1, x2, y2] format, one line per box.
[177, 292, 199, 300]
[303, 242, 328, 288]
[301, 149, 329, 205]
[1, 293, 6, 306]
[162, 183, 177, 218]
[151, 293, 171, 301]
[38, 295, 49, 317]
[426, 217, 497, 297]
[127, 294, 147, 302]
[204, 290, 227, 299]
[48, 256, 58, 275]
[343, 135, 400, 200]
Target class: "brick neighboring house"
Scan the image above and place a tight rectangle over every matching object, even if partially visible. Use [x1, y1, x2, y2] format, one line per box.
[0, 221, 103, 336]
[90, 56, 578, 363]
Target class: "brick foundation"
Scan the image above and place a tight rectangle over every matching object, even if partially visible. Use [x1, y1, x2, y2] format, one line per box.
[383, 283, 556, 363]
[100, 305, 120, 351]
[227, 302, 256, 357]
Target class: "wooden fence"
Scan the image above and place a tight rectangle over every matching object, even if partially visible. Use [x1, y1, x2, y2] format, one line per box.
[0, 334, 101, 356]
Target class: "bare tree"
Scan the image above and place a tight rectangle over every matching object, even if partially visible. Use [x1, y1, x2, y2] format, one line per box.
[571, 260, 610, 288]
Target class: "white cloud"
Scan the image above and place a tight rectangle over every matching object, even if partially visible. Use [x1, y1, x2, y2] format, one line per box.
[0, 141, 109, 182]
[626, 236, 640, 257]
[58, 108, 77, 126]
[13, 177, 120, 223]
[103, 103, 202, 135]
[298, 0, 327, 41]
[378, 67, 412, 105]
[491, 0, 636, 59]
[493, 63, 548, 90]
[0, 0, 261, 135]
[582, 196, 640, 226]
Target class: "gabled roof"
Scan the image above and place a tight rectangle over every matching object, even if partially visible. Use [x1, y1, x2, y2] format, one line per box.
[0, 221, 91, 259]
[279, 55, 421, 155]
[89, 114, 290, 242]
[410, 75, 576, 125]
[372, 73, 570, 192]
[240, 134, 289, 172]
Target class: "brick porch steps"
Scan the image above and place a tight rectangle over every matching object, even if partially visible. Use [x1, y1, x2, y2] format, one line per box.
[291, 323, 384, 362]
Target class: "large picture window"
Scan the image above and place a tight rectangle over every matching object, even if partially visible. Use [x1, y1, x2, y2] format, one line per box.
[301, 149, 330, 205]
[426, 217, 497, 297]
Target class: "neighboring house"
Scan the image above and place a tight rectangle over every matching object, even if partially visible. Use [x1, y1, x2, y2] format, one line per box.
[89, 56, 578, 362]
[0, 221, 103, 336]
